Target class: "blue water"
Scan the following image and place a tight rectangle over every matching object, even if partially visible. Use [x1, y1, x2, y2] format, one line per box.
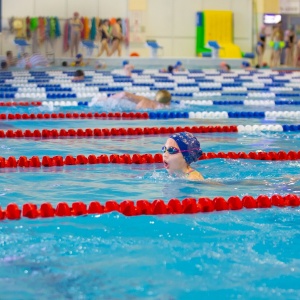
[0, 71, 300, 299]
[0, 210, 300, 299]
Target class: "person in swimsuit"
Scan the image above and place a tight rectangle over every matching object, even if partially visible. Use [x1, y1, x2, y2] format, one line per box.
[256, 26, 266, 67]
[90, 89, 171, 109]
[111, 89, 171, 109]
[109, 18, 123, 57]
[288, 26, 296, 66]
[294, 40, 300, 67]
[284, 30, 293, 66]
[97, 19, 111, 57]
[162, 132, 204, 181]
[70, 12, 83, 57]
[271, 31, 281, 67]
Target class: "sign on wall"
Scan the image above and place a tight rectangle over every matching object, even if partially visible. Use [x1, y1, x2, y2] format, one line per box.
[280, 0, 300, 14]
[129, 10, 146, 44]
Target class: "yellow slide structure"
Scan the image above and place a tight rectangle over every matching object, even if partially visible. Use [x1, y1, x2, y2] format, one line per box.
[204, 10, 241, 58]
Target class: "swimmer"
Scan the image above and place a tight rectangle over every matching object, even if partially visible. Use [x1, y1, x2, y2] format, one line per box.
[160, 62, 184, 73]
[6, 51, 17, 67]
[162, 132, 204, 181]
[173, 60, 185, 71]
[73, 69, 85, 81]
[160, 65, 174, 73]
[70, 53, 88, 67]
[219, 62, 231, 72]
[241, 61, 252, 70]
[91, 89, 172, 109]
[1, 60, 8, 71]
[95, 60, 106, 69]
[123, 60, 134, 76]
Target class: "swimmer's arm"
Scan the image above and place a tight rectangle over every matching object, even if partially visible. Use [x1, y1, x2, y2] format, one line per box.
[110, 91, 148, 104]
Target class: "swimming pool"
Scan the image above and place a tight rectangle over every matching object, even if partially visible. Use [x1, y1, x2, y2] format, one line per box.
[0, 68, 300, 299]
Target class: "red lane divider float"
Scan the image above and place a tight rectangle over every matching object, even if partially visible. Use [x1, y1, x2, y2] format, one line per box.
[0, 150, 299, 169]
[0, 125, 238, 139]
[0, 101, 42, 107]
[0, 112, 149, 120]
[1, 194, 300, 220]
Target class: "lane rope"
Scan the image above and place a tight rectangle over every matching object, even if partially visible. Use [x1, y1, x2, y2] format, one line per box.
[0, 150, 299, 169]
[1, 111, 300, 121]
[1, 124, 300, 140]
[2, 194, 299, 220]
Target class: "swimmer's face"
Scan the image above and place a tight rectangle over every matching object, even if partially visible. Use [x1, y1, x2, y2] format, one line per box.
[73, 76, 84, 81]
[163, 138, 187, 174]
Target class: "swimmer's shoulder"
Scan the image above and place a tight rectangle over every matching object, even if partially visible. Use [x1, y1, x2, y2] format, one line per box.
[136, 98, 158, 109]
[187, 169, 204, 181]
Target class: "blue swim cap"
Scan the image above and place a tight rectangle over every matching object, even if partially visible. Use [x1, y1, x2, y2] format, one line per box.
[175, 61, 182, 67]
[76, 53, 82, 59]
[242, 61, 250, 68]
[170, 132, 202, 165]
[123, 60, 129, 66]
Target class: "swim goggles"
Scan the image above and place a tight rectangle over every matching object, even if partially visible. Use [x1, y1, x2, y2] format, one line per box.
[161, 146, 181, 154]
[162, 146, 203, 155]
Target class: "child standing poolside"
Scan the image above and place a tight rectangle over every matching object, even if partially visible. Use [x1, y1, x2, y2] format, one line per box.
[162, 132, 204, 181]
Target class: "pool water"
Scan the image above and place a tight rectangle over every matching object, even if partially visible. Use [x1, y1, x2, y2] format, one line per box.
[0, 69, 300, 299]
[1, 209, 300, 299]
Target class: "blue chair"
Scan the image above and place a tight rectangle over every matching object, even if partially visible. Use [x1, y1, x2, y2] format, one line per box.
[206, 41, 222, 58]
[81, 40, 98, 57]
[14, 39, 30, 56]
[145, 40, 163, 58]
[243, 53, 255, 59]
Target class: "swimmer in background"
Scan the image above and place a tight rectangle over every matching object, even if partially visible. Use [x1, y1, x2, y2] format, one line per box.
[173, 61, 185, 71]
[122, 60, 134, 76]
[91, 89, 171, 109]
[95, 60, 107, 70]
[241, 61, 252, 70]
[1, 61, 8, 71]
[161, 61, 184, 73]
[6, 51, 17, 67]
[162, 132, 204, 181]
[219, 62, 231, 72]
[73, 69, 85, 81]
[70, 53, 88, 67]
[16, 52, 49, 69]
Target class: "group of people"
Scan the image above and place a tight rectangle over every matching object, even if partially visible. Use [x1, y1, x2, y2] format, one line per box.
[69, 12, 124, 58]
[1, 50, 49, 70]
[256, 22, 300, 68]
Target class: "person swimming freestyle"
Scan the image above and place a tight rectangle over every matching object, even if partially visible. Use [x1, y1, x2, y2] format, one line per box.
[163, 132, 204, 181]
[90, 89, 172, 109]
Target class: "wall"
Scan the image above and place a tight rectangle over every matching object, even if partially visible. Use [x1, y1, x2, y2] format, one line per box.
[0, 0, 253, 58]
